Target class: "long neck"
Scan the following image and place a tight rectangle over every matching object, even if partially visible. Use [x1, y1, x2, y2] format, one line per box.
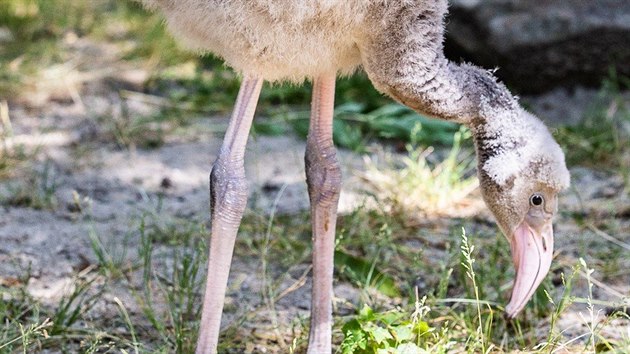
[454, 63, 535, 186]
[417, 62, 563, 189]
[361, 1, 520, 127]
[380, 56, 537, 185]
[380, 57, 534, 184]
[469, 108, 532, 187]
[359, 0, 545, 186]
[462, 75, 546, 186]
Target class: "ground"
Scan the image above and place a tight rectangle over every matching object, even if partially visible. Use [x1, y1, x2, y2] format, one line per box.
[0, 2, 629, 354]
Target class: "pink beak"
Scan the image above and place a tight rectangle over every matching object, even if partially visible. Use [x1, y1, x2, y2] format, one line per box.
[505, 219, 554, 317]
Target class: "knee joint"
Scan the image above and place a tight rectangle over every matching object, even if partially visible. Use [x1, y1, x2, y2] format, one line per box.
[305, 144, 342, 206]
[210, 159, 248, 222]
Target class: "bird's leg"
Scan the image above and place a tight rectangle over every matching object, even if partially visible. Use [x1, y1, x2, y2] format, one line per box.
[197, 77, 263, 354]
[305, 74, 340, 354]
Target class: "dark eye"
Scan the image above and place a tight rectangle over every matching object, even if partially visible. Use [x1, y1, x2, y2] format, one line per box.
[530, 194, 544, 206]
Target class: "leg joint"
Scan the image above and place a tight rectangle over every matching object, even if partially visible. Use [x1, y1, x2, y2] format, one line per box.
[305, 142, 342, 207]
[210, 159, 248, 223]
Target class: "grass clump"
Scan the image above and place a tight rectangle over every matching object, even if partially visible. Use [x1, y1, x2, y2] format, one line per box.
[87, 209, 208, 353]
[335, 224, 401, 298]
[0, 318, 52, 353]
[0, 160, 58, 210]
[135, 216, 207, 353]
[0, 268, 51, 353]
[337, 227, 500, 353]
[0, 268, 136, 353]
[362, 128, 479, 217]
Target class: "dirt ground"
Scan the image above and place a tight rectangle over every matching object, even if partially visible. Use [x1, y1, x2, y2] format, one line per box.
[1, 37, 629, 352]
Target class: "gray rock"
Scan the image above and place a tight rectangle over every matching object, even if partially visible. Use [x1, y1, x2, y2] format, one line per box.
[446, 0, 630, 93]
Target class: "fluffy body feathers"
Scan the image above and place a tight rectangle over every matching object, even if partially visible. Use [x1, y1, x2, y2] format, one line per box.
[142, 0, 369, 81]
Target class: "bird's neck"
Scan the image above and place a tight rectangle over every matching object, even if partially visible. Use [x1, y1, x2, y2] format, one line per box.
[462, 77, 541, 186]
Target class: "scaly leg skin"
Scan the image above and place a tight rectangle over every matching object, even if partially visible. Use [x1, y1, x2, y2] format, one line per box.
[305, 74, 341, 354]
[196, 77, 263, 354]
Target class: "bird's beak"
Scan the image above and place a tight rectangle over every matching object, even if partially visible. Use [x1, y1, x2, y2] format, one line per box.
[505, 219, 554, 317]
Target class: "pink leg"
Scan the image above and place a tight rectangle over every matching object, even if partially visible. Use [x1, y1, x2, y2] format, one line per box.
[305, 74, 340, 354]
[196, 77, 263, 354]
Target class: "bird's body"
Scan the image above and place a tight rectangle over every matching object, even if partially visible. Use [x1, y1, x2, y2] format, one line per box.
[140, 1, 570, 353]
[143, 0, 367, 81]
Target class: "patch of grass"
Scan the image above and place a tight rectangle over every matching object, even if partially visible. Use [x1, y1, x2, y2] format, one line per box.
[361, 128, 479, 217]
[0, 1, 98, 41]
[335, 246, 401, 298]
[0, 0, 110, 96]
[103, 99, 171, 150]
[48, 276, 104, 337]
[0, 267, 136, 353]
[338, 227, 628, 353]
[0, 0, 196, 103]
[0, 160, 58, 210]
[88, 221, 133, 279]
[236, 211, 311, 270]
[87, 207, 208, 353]
[0, 318, 52, 353]
[3, 191, 626, 353]
[0, 268, 49, 353]
[543, 262, 579, 351]
[335, 214, 410, 301]
[133, 213, 207, 353]
[0, 142, 29, 179]
[459, 228, 489, 353]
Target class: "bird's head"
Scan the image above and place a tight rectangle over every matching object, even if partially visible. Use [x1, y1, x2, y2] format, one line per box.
[474, 110, 570, 317]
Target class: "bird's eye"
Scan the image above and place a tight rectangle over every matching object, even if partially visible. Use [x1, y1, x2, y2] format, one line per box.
[530, 194, 544, 206]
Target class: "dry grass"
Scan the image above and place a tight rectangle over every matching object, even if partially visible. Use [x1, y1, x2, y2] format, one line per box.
[361, 129, 482, 219]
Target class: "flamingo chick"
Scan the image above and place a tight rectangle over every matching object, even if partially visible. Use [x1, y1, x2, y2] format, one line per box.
[140, 1, 571, 353]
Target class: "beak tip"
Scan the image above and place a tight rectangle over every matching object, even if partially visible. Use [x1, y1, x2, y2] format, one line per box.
[504, 303, 520, 319]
